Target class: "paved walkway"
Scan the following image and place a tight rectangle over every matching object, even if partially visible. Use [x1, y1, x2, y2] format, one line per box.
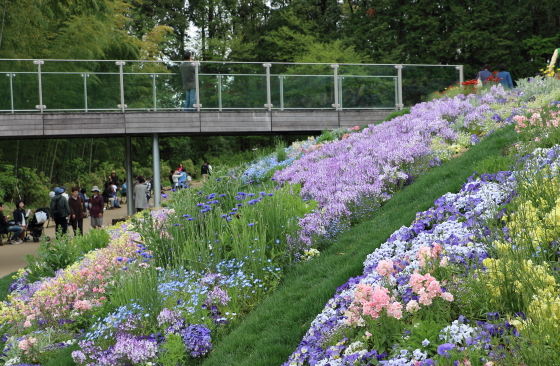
[0, 202, 139, 278]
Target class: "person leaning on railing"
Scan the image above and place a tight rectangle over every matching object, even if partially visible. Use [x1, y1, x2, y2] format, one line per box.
[179, 51, 196, 111]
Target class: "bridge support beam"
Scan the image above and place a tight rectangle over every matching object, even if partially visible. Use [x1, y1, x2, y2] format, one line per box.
[153, 134, 161, 209]
[125, 136, 134, 216]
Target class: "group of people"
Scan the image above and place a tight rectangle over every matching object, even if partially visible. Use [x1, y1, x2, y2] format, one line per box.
[49, 185, 99, 236]
[3, 163, 210, 243]
[45, 170, 157, 236]
[0, 201, 31, 245]
[170, 162, 193, 190]
[476, 63, 514, 89]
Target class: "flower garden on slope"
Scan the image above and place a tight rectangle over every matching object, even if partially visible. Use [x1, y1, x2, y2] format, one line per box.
[1, 79, 560, 365]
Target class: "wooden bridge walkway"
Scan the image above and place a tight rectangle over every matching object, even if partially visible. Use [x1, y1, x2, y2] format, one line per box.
[0, 110, 393, 139]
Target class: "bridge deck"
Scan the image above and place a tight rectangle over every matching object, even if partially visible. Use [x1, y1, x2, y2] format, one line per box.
[0, 110, 393, 139]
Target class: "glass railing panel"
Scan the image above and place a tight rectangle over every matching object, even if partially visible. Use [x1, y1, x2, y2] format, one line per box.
[154, 73, 183, 111]
[9, 73, 39, 111]
[83, 73, 121, 111]
[42, 73, 86, 111]
[0, 59, 40, 73]
[339, 75, 397, 109]
[270, 63, 334, 109]
[198, 74, 220, 110]
[271, 75, 334, 109]
[0, 73, 13, 111]
[124, 73, 159, 110]
[401, 65, 459, 106]
[0, 59, 40, 112]
[339, 64, 397, 77]
[200, 62, 266, 76]
[203, 74, 267, 109]
[41, 60, 118, 73]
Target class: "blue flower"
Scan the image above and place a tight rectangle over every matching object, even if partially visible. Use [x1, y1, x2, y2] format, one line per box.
[437, 343, 454, 358]
[248, 223, 254, 227]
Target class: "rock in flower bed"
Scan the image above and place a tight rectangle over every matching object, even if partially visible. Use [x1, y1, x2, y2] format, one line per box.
[282, 145, 560, 365]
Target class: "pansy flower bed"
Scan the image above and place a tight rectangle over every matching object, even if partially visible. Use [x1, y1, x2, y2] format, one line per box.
[282, 144, 560, 365]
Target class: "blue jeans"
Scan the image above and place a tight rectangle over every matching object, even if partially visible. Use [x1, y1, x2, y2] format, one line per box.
[8, 225, 23, 240]
[184, 89, 196, 111]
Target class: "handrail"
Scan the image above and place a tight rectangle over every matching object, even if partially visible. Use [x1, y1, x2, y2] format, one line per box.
[0, 59, 463, 113]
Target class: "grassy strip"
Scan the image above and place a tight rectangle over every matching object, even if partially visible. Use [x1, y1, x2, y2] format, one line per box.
[201, 125, 518, 366]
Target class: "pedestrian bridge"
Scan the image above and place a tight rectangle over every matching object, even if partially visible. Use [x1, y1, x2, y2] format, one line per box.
[0, 59, 463, 139]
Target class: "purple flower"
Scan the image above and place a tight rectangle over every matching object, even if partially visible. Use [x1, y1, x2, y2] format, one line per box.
[437, 343, 455, 357]
[181, 324, 212, 357]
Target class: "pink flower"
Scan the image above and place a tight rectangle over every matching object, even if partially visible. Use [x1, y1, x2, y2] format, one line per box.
[406, 300, 420, 313]
[376, 259, 395, 277]
[441, 292, 454, 302]
[74, 300, 92, 311]
[386, 301, 403, 319]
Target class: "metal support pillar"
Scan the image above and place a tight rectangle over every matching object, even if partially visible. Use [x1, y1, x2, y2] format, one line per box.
[153, 134, 161, 209]
[125, 136, 134, 216]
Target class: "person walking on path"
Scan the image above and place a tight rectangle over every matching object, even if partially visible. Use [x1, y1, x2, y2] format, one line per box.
[134, 177, 148, 213]
[179, 51, 196, 111]
[476, 64, 492, 84]
[0, 203, 24, 245]
[89, 186, 105, 229]
[201, 162, 211, 181]
[496, 63, 514, 89]
[69, 187, 87, 235]
[50, 186, 71, 236]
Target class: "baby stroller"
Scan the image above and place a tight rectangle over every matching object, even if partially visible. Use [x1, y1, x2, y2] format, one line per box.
[27, 207, 50, 242]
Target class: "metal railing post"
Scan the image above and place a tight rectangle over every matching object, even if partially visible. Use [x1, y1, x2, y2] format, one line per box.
[331, 64, 339, 110]
[7, 74, 15, 113]
[218, 74, 222, 112]
[193, 61, 201, 111]
[116, 61, 127, 112]
[339, 76, 343, 110]
[280, 76, 284, 111]
[456, 65, 464, 86]
[82, 74, 89, 112]
[263, 63, 272, 111]
[152, 74, 157, 111]
[395, 65, 403, 110]
[33, 60, 46, 112]
[153, 133, 161, 208]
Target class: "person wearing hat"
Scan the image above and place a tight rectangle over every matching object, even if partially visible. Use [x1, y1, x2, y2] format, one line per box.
[50, 186, 71, 236]
[69, 187, 87, 235]
[89, 186, 105, 229]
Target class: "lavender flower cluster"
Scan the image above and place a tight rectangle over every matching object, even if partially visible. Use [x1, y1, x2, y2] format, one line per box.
[273, 87, 517, 248]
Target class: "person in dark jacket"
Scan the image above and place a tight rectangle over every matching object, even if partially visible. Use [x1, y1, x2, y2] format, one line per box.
[12, 199, 31, 241]
[50, 186, 71, 236]
[0, 202, 23, 245]
[89, 186, 105, 229]
[69, 187, 87, 235]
